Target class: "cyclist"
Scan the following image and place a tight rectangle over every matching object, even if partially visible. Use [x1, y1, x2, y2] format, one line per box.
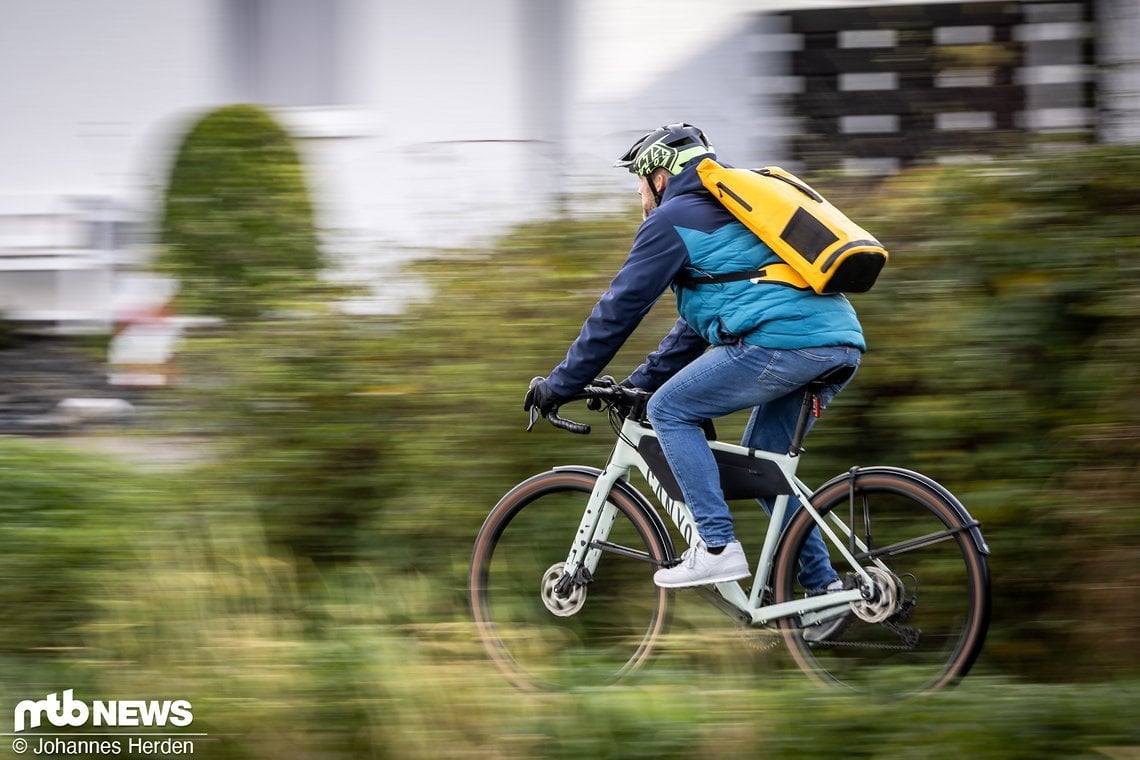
[524, 123, 864, 594]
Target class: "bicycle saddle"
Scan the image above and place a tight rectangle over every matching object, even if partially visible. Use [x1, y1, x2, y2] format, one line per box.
[806, 364, 857, 390]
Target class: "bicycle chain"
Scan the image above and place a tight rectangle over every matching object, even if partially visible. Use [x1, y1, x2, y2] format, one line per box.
[811, 621, 922, 651]
[737, 626, 920, 651]
[812, 638, 912, 651]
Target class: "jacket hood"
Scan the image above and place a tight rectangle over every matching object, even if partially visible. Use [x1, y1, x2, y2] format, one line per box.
[659, 153, 719, 204]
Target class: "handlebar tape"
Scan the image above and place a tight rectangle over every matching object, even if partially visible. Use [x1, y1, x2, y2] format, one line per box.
[547, 410, 591, 435]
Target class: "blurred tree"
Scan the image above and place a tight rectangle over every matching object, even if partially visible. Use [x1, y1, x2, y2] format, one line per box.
[158, 104, 322, 321]
[156, 104, 389, 563]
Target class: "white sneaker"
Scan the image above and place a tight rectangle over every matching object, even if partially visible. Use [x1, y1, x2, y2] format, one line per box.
[654, 539, 750, 588]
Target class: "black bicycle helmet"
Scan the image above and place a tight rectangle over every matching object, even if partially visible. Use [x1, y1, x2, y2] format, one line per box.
[614, 123, 714, 177]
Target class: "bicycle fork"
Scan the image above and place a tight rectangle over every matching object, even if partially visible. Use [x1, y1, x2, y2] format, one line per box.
[554, 440, 693, 597]
[553, 464, 628, 596]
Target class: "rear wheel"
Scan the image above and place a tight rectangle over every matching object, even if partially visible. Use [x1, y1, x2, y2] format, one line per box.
[469, 470, 673, 689]
[773, 469, 990, 696]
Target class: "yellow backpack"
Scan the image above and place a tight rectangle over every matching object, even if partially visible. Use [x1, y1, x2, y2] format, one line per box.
[691, 158, 888, 295]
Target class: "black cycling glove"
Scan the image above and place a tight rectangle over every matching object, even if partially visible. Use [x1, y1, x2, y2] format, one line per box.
[523, 377, 564, 417]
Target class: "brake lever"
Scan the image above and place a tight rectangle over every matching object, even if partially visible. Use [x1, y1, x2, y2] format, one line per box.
[526, 404, 541, 432]
[586, 376, 617, 411]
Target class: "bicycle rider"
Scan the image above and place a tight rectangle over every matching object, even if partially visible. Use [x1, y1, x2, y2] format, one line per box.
[524, 123, 865, 592]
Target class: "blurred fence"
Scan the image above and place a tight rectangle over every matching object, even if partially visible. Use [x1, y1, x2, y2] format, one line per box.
[777, 0, 1097, 173]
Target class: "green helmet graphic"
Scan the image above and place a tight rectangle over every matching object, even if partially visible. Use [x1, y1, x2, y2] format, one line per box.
[614, 123, 714, 176]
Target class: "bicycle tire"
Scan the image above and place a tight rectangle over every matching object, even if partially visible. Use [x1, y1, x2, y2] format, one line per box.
[772, 469, 990, 696]
[469, 469, 673, 689]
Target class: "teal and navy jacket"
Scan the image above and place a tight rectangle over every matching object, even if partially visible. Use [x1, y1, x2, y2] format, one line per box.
[546, 156, 865, 397]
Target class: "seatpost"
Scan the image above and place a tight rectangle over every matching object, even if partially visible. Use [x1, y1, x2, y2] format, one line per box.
[788, 387, 818, 457]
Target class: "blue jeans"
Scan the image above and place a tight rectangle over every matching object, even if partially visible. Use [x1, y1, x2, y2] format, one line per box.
[646, 343, 861, 590]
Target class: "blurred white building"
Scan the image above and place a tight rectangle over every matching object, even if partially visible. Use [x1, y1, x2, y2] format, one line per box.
[0, 0, 1136, 329]
[0, 0, 782, 327]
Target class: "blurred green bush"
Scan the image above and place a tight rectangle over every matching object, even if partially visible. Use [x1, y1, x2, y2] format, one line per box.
[828, 147, 1140, 678]
[169, 308, 410, 563]
[0, 437, 157, 655]
[157, 104, 323, 320]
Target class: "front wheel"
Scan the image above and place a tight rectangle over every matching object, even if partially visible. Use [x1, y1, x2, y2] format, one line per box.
[773, 469, 991, 696]
[469, 470, 673, 689]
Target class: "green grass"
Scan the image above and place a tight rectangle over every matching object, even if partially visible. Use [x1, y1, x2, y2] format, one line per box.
[0, 433, 1136, 759]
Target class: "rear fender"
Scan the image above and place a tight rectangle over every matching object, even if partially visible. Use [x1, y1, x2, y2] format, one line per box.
[810, 466, 990, 555]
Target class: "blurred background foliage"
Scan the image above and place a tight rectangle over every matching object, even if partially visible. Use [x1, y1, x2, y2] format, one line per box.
[157, 104, 325, 321]
[2, 144, 1139, 758]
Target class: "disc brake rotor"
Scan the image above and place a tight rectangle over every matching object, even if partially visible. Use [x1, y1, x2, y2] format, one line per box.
[852, 567, 904, 623]
[541, 562, 587, 617]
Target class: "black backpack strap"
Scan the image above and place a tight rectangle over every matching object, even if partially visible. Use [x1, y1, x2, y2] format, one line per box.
[675, 263, 811, 291]
[675, 269, 765, 288]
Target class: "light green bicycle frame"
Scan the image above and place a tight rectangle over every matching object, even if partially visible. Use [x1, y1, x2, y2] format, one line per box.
[562, 415, 879, 627]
